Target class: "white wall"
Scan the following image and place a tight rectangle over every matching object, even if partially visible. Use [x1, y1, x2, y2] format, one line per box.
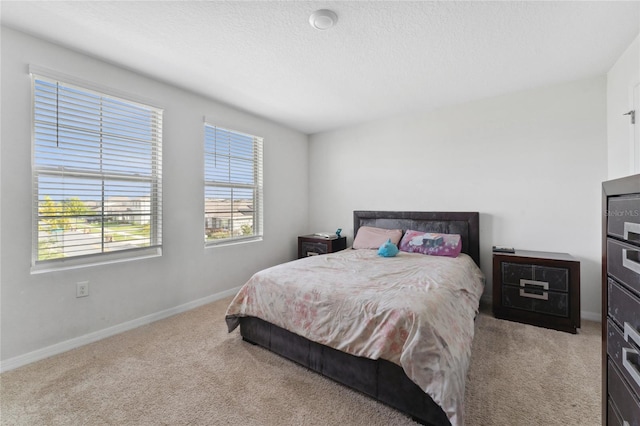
[607, 34, 640, 179]
[0, 28, 309, 366]
[309, 77, 607, 319]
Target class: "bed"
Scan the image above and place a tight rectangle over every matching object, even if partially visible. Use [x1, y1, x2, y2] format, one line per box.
[225, 211, 484, 426]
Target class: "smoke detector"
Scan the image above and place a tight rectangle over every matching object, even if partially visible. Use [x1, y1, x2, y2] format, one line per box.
[309, 9, 338, 30]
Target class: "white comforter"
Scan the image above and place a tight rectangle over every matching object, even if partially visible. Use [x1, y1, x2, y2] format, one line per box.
[226, 249, 485, 425]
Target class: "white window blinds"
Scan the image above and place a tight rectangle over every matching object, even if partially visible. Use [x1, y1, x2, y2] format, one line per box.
[32, 74, 163, 265]
[204, 124, 263, 244]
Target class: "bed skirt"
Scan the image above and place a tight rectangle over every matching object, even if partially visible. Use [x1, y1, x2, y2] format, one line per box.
[239, 316, 451, 426]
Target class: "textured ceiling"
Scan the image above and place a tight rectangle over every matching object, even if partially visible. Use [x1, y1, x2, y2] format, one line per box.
[1, 1, 639, 134]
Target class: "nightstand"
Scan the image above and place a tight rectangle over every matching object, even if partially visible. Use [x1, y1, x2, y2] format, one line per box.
[492, 249, 580, 333]
[298, 235, 347, 259]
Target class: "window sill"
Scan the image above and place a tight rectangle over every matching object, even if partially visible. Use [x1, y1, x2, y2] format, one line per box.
[30, 247, 162, 274]
[205, 236, 263, 249]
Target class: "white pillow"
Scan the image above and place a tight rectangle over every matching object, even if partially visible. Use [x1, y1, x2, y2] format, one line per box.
[352, 226, 403, 249]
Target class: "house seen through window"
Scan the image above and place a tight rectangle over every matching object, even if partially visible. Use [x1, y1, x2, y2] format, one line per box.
[32, 73, 163, 266]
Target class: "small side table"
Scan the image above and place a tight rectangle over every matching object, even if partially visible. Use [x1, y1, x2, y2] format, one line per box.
[298, 235, 347, 259]
[492, 249, 580, 333]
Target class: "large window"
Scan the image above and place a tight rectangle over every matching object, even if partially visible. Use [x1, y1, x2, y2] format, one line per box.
[204, 124, 263, 245]
[32, 72, 163, 267]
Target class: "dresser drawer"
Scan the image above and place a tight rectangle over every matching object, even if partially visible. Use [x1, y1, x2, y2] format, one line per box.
[608, 195, 640, 244]
[607, 319, 640, 398]
[608, 360, 640, 426]
[300, 241, 329, 256]
[608, 398, 624, 426]
[608, 279, 640, 331]
[608, 239, 640, 296]
[502, 285, 568, 317]
[501, 262, 569, 292]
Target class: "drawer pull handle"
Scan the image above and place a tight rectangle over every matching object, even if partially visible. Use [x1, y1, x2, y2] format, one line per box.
[622, 347, 640, 388]
[624, 221, 640, 240]
[624, 322, 640, 346]
[622, 249, 640, 274]
[623, 323, 640, 387]
[519, 279, 549, 300]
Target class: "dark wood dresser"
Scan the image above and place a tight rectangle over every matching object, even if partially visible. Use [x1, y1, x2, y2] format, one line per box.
[602, 174, 640, 426]
[493, 250, 580, 333]
[297, 235, 347, 259]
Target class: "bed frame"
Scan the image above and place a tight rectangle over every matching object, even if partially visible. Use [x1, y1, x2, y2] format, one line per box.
[238, 211, 480, 426]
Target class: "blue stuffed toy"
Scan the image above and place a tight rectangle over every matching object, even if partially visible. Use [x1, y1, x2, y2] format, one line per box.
[378, 238, 399, 257]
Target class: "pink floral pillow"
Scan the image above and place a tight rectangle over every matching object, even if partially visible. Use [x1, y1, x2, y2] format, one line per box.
[353, 226, 403, 249]
[398, 230, 462, 257]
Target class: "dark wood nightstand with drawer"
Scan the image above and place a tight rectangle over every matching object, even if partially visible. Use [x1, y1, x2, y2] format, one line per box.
[298, 235, 347, 259]
[493, 249, 580, 334]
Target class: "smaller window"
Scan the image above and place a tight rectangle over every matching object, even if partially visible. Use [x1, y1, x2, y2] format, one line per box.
[204, 124, 263, 245]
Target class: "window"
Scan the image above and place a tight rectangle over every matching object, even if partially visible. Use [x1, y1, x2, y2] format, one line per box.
[204, 124, 263, 245]
[32, 72, 162, 268]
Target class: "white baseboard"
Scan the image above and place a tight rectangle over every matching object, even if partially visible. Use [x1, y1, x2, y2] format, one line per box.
[0, 286, 241, 373]
[581, 310, 601, 322]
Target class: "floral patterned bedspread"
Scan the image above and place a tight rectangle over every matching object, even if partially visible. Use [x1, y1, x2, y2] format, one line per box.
[225, 249, 485, 425]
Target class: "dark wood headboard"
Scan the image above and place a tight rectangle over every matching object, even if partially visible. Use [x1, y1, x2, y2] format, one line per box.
[353, 211, 480, 266]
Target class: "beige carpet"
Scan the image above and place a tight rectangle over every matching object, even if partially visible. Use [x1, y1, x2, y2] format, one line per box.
[0, 297, 601, 425]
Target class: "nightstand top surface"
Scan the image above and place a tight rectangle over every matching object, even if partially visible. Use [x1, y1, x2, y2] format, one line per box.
[493, 249, 577, 262]
[299, 234, 345, 240]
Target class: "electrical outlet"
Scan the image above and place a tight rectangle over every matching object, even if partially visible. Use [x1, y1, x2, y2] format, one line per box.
[76, 281, 89, 298]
